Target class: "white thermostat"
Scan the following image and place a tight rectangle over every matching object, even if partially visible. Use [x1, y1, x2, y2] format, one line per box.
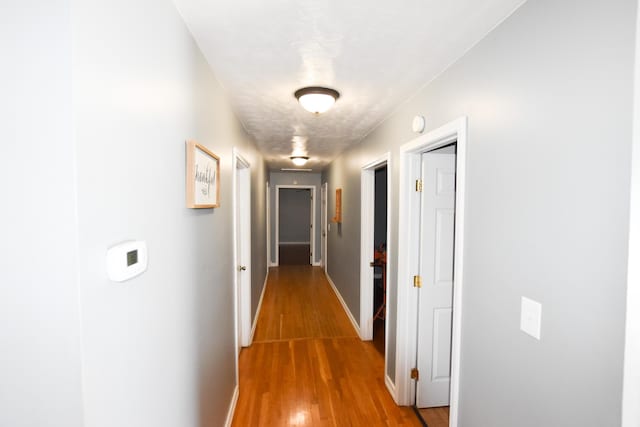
[106, 240, 148, 282]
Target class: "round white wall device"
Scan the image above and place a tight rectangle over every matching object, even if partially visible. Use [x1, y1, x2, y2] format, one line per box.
[412, 115, 426, 133]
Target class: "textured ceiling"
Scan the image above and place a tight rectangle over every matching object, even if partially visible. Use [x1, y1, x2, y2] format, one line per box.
[174, 0, 525, 171]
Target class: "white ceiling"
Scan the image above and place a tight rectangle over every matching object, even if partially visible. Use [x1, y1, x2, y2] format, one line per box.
[174, 0, 525, 171]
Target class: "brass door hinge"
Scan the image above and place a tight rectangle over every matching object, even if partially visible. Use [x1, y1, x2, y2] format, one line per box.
[413, 275, 422, 288]
[411, 368, 419, 381]
[415, 179, 423, 192]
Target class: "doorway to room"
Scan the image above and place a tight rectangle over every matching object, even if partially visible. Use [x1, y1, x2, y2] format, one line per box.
[276, 186, 314, 265]
[395, 117, 467, 427]
[360, 153, 391, 381]
[372, 166, 387, 355]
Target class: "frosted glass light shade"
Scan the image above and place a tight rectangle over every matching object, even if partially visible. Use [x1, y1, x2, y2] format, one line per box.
[290, 156, 309, 166]
[294, 87, 340, 114]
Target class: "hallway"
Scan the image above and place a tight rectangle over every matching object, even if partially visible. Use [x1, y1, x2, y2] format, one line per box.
[232, 266, 422, 426]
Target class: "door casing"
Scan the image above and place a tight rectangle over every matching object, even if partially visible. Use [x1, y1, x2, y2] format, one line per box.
[360, 153, 391, 341]
[232, 148, 251, 356]
[275, 185, 316, 266]
[322, 182, 328, 273]
[360, 153, 393, 395]
[395, 117, 467, 427]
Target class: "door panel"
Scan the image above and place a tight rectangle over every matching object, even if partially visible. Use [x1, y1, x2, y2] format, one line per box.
[416, 151, 456, 408]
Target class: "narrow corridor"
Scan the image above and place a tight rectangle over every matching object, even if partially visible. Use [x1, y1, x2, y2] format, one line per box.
[232, 266, 422, 426]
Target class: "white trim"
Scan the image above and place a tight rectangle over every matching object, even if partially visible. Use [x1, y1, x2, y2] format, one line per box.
[278, 241, 311, 245]
[322, 182, 328, 273]
[312, 261, 322, 267]
[622, 6, 640, 426]
[325, 272, 362, 339]
[395, 117, 468, 427]
[250, 271, 269, 343]
[360, 153, 391, 342]
[385, 374, 398, 402]
[266, 182, 270, 274]
[232, 148, 252, 353]
[223, 385, 239, 427]
[275, 185, 316, 266]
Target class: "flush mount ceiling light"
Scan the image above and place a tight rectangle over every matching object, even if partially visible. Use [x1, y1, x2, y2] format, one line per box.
[294, 87, 340, 114]
[290, 156, 309, 166]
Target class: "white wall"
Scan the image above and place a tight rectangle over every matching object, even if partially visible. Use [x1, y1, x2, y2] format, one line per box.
[324, 0, 636, 425]
[71, 0, 266, 426]
[0, 2, 84, 426]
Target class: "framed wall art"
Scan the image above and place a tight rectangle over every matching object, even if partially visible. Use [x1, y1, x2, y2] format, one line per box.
[186, 140, 220, 208]
[332, 188, 342, 223]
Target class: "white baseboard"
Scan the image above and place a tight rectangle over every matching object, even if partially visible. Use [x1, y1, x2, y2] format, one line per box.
[224, 385, 239, 427]
[249, 271, 269, 344]
[312, 261, 322, 267]
[279, 241, 311, 245]
[269, 262, 278, 267]
[325, 272, 362, 339]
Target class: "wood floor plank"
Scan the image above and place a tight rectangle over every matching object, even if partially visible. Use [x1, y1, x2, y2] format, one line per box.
[253, 266, 358, 342]
[417, 406, 449, 427]
[233, 266, 421, 426]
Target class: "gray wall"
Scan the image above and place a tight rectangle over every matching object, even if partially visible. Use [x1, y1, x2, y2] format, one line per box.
[1, 1, 267, 426]
[269, 172, 322, 264]
[0, 2, 84, 426]
[323, 0, 636, 425]
[279, 189, 312, 243]
[73, 1, 267, 425]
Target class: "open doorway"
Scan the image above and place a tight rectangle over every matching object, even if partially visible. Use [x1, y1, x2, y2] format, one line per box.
[372, 166, 387, 355]
[360, 153, 392, 389]
[275, 186, 315, 265]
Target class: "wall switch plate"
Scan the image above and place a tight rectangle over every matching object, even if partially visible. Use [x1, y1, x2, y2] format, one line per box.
[520, 296, 542, 340]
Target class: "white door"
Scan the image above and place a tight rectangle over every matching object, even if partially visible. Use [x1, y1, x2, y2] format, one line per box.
[416, 150, 456, 408]
[234, 158, 251, 351]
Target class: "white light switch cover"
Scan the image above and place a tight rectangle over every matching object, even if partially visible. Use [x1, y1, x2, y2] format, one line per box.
[520, 296, 542, 340]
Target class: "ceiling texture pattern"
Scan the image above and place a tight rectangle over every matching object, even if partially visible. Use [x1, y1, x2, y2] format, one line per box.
[174, 0, 525, 171]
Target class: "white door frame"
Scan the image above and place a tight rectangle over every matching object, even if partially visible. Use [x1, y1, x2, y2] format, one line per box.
[395, 117, 467, 427]
[360, 153, 391, 342]
[622, 6, 640, 426]
[232, 148, 251, 351]
[266, 182, 270, 271]
[275, 185, 316, 266]
[322, 182, 328, 273]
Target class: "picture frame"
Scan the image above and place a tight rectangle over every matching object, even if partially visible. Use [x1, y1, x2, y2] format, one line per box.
[186, 140, 220, 208]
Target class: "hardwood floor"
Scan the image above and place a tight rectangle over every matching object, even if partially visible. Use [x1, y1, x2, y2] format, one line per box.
[253, 266, 358, 342]
[233, 266, 422, 426]
[417, 406, 449, 427]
